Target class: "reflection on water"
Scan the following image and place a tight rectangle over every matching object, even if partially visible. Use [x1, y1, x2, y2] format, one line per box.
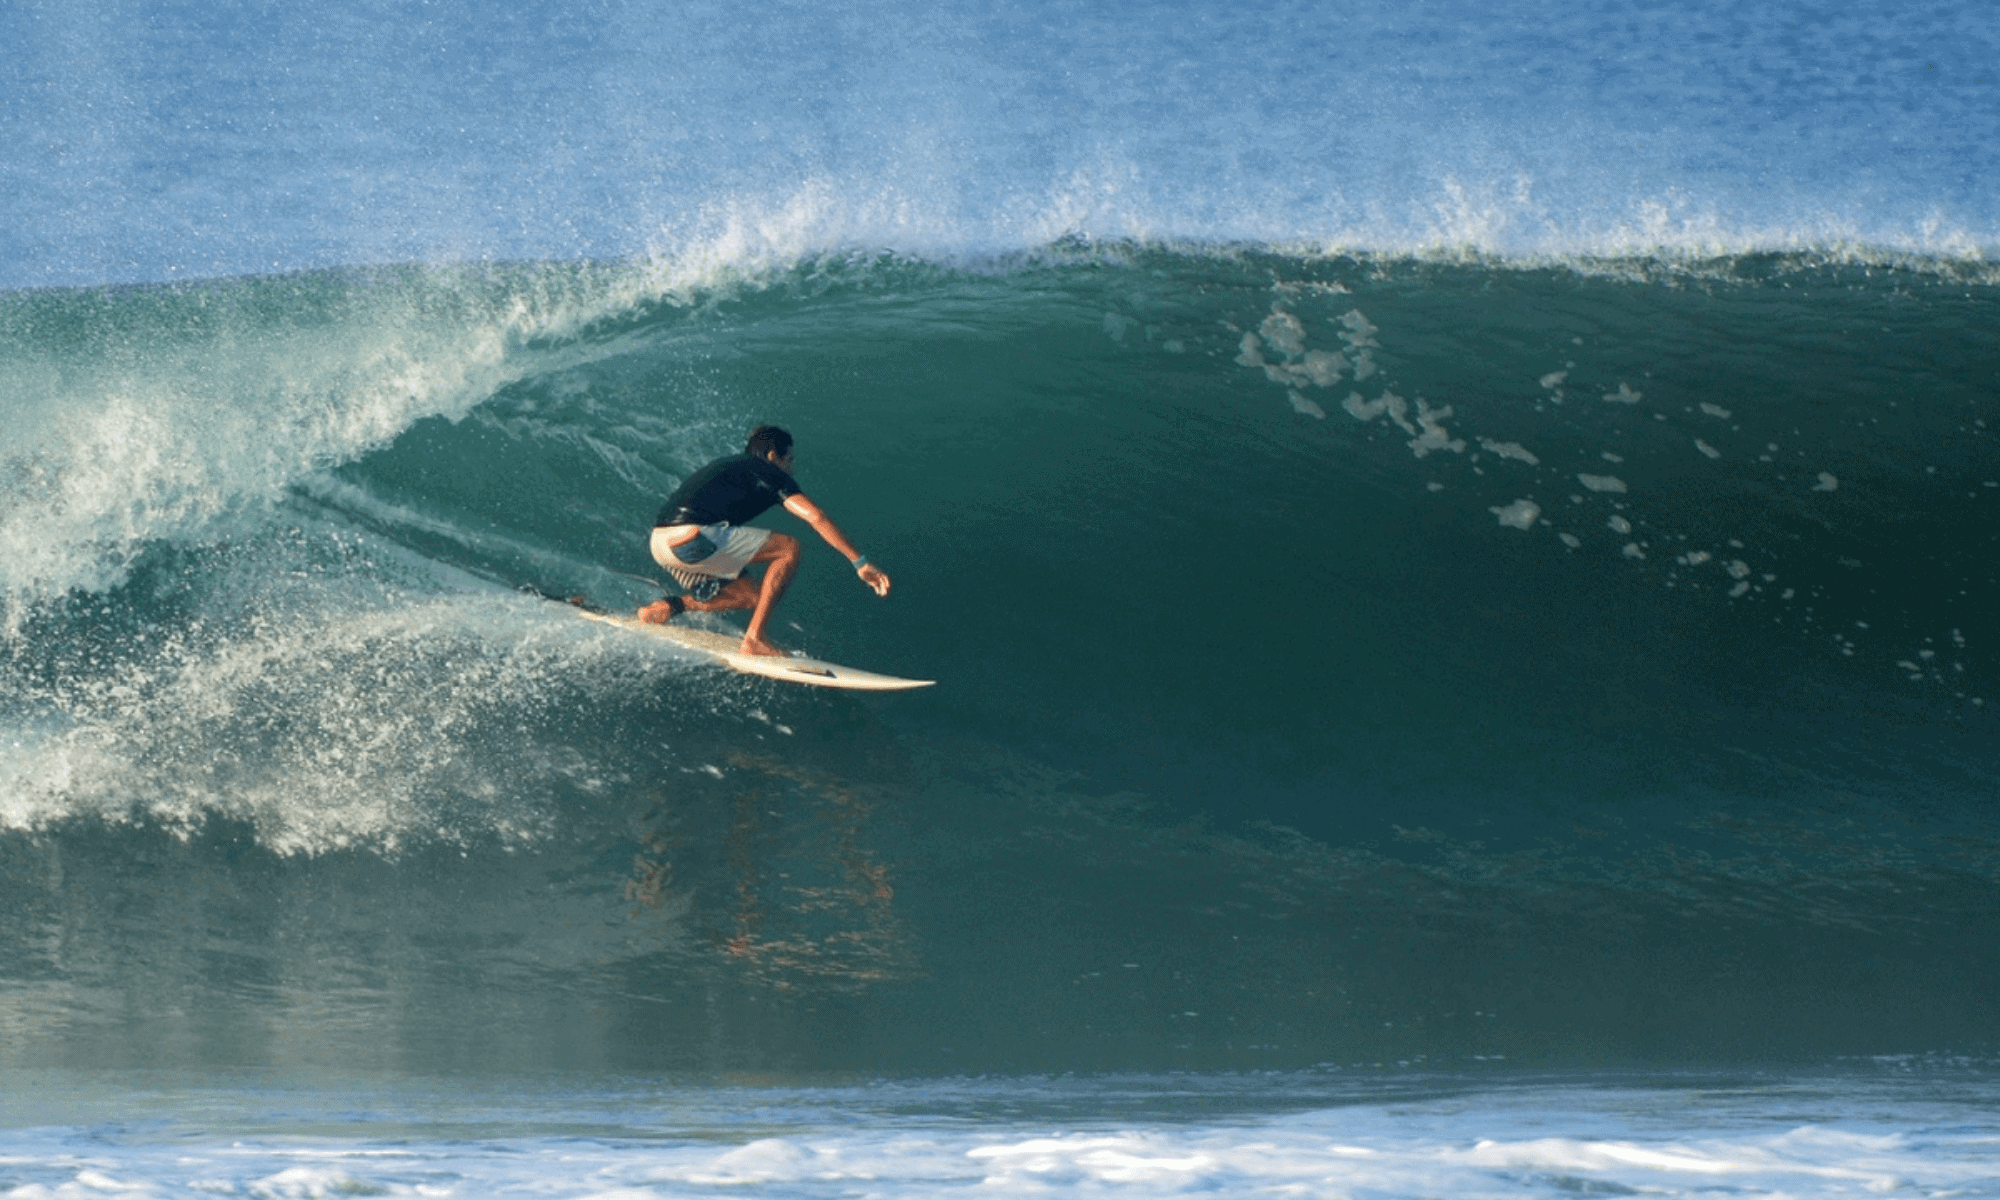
[624, 750, 913, 993]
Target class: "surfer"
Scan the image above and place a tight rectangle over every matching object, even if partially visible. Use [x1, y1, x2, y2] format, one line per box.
[637, 425, 892, 657]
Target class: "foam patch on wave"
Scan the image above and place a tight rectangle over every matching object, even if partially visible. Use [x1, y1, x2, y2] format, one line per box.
[1222, 272, 1994, 709]
[0, 270, 609, 620]
[0, 590, 677, 855]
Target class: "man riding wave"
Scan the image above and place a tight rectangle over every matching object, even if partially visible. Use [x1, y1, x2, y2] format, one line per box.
[638, 425, 892, 657]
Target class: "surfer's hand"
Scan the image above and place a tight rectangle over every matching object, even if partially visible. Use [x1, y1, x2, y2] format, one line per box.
[858, 563, 891, 597]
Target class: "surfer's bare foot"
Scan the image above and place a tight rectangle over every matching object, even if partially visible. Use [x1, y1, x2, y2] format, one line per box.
[636, 600, 678, 624]
[740, 635, 786, 657]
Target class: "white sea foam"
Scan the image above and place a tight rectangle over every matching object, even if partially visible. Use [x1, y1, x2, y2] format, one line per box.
[0, 582, 700, 854]
[1407, 400, 1465, 459]
[1, 1076, 1995, 1199]
[0, 278, 543, 616]
[1478, 438, 1540, 466]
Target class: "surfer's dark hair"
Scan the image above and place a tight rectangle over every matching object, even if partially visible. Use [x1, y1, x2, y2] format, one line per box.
[746, 424, 793, 458]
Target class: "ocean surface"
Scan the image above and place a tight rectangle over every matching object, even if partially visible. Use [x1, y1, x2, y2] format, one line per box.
[4, 0, 1999, 1195]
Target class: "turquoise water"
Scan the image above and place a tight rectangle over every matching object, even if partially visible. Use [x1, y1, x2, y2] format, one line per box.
[4, 252, 1994, 1081]
[4, 0, 2000, 1193]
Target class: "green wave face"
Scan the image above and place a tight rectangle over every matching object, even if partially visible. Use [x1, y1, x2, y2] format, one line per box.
[1, 251, 1996, 1078]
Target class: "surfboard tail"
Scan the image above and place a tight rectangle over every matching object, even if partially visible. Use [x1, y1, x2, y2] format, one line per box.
[566, 603, 935, 691]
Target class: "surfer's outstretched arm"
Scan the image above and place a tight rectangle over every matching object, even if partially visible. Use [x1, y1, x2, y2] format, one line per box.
[784, 493, 892, 596]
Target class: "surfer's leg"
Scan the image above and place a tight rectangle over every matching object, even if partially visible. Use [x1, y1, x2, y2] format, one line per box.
[641, 573, 764, 621]
[681, 576, 759, 612]
[740, 533, 801, 657]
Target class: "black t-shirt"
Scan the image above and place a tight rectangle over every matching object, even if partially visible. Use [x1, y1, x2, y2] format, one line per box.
[655, 453, 801, 527]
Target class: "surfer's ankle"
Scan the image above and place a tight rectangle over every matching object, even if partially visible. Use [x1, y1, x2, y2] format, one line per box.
[637, 596, 685, 624]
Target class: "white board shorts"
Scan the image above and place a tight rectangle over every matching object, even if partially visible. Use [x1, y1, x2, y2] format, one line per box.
[650, 523, 772, 601]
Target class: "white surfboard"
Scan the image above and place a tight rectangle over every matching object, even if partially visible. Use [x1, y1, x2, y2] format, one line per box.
[575, 609, 934, 691]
